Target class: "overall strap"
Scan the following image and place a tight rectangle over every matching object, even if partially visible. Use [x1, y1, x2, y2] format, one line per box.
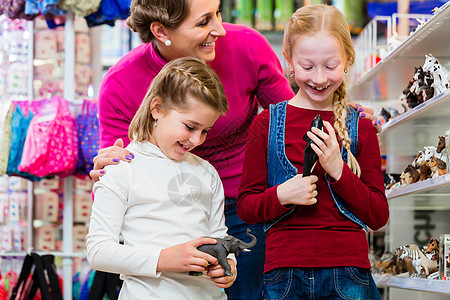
[341, 107, 359, 162]
[265, 101, 296, 232]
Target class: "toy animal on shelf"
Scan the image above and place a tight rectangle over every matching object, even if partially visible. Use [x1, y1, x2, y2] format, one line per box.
[397, 244, 438, 277]
[374, 252, 415, 276]
[426, 136, 447, 178]
[423, 146, 436, 165]
[411, 66, 434, 102]
[402, 80, 422, 109]
[422, 53, 449, 96]
[424, 238, 439, 261]
[436, 136, 448, 161]
[379, 105, 406, 124]
[412, 151, 425, 168]
[406, 150, 431, 182]
[401, 64, 436, 109]
[388, 134, 448, 188]
[429, 156, 447, 178]
[384, 173, 401, 189]
[400, 164, 420, 185]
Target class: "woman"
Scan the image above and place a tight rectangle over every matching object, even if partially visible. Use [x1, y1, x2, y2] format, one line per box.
[91, 0, 379, 298]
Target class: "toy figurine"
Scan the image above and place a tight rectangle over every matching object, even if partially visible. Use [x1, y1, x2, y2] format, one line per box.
[303, 114, 323, 177]
[400, 165, 420, 185]
[436, 136, 447, 161]
[411, 66, 435, 102]
[397, 244, 438, 277]
[401, 80, 422, 109]
[422, 53, 449, 96]
[191, 228, 257, 277]
[424, 238, 439, 261]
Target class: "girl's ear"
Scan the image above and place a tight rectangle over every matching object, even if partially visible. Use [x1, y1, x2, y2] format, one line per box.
[283, 50, 293, 70]
[150, 97, 164, 119]
[150, 22, 169, 44]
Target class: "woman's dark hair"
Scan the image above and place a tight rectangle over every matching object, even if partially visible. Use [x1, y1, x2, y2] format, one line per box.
[126, 0, 190, 43]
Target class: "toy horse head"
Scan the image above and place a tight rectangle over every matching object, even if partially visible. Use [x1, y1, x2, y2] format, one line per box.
[423, 53, 438, 72]
[413, 66, 424, 81]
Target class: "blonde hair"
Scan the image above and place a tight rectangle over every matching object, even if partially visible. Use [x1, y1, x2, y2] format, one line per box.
[128, 57, 228, 142]
[283, 4, 360, 177]
[126, 0, 191, 43]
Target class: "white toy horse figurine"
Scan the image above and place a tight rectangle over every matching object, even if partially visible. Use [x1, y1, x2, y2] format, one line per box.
[423, 146, 437, 164]
[422, 54, 449, 96]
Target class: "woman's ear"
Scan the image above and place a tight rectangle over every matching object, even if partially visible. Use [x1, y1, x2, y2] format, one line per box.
[150, 22, 169, 44]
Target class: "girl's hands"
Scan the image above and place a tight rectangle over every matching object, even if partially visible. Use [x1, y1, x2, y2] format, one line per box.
[348, 102, 381, 133]
[307, 121, 344, 181]
[89, 139, 134, 182]
[157, 238, 218, 273]
[277, 174, 318, 206]
[207, 258, 236, 288]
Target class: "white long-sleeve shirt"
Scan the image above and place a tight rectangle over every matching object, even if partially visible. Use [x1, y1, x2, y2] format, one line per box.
[86, 141, 229, 299]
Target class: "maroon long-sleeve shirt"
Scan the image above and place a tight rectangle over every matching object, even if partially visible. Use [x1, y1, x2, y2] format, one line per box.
[237, 105, 389, 272]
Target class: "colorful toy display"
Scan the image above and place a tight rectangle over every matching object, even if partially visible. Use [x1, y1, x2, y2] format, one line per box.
[389, 135, 448, 189]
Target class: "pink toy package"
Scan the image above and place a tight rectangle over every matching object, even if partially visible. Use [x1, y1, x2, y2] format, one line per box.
[34, 225, 55, 251]
[34, 192, 59, 222]
[34, 30, 58, 60]
[75, 33, 91, 64]
[73, 193, 91, 223]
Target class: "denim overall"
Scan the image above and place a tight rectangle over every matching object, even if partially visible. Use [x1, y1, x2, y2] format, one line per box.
[265, 100, 369, 232]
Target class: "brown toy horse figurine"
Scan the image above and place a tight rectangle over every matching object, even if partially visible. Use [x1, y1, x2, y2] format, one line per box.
[425, 238, 439, 261]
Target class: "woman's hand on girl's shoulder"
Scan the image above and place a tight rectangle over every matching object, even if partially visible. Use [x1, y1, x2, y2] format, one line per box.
[90, 138, 134, 182]
[348, 102, 381, 133]
[207, 258, 236, 289]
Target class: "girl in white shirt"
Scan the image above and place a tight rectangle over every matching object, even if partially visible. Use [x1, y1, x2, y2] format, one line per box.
[86, 57, 234, 299]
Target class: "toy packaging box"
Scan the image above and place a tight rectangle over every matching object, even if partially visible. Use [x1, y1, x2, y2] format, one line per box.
[439, 234, 450, 280]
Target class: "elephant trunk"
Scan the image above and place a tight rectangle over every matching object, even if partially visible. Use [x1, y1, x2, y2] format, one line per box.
[240, 228, 257, 250]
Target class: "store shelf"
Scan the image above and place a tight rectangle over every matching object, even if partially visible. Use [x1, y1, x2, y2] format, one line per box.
[351, 3, 450, 297]
[349, 3, 450, 101]
[374, 274, 450, 295]
[380, 89, 450, 135]
[386, 173, 450, 199]
[385, 174, 450, 211]
[377, 90, 450, 173]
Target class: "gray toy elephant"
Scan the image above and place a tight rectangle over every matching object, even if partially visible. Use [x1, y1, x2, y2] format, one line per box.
[192, 228, 257, 277]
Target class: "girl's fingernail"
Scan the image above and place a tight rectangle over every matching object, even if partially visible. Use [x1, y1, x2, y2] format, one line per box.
[358, 107, 363, 112]
[113, 158, 119, 162]
[361, 113, 366, 117]
[125, 155, 132, 160]
[100, 170, 105, 174]
[373, 121, 378, 126]
[355, 103, 361, 107]
[129, 153, 135, 158]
